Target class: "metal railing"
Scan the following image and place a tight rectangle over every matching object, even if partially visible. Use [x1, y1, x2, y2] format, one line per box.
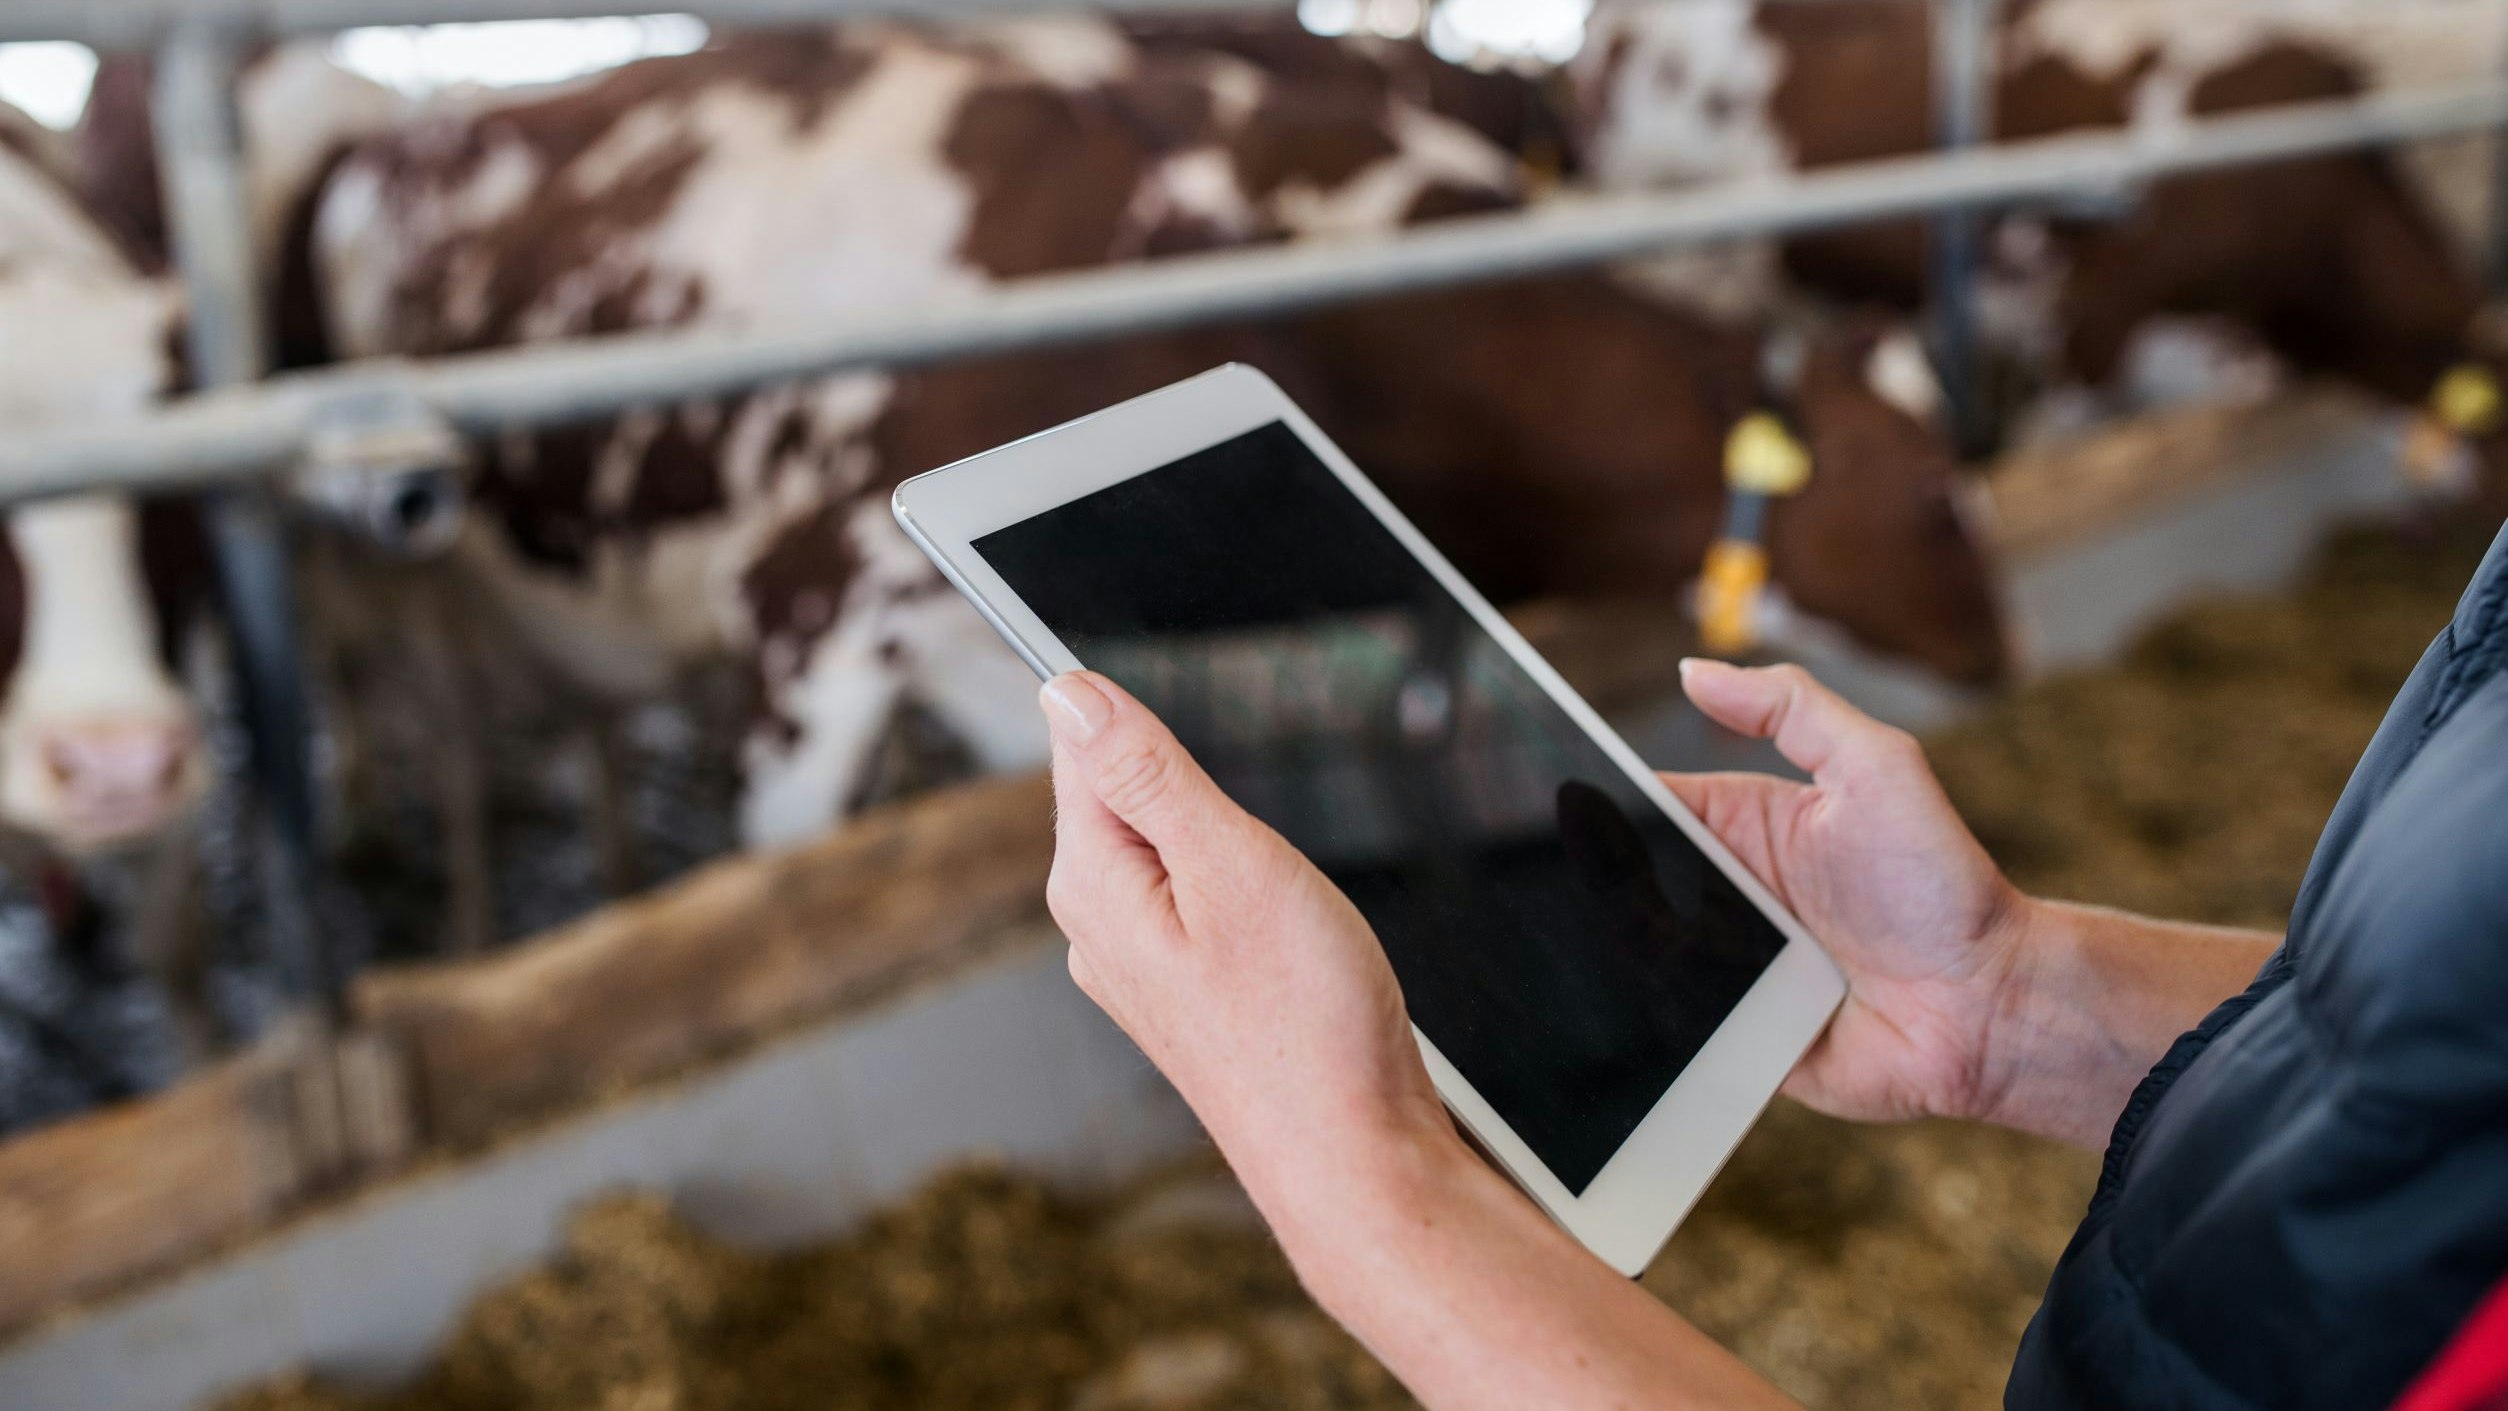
[0, 0, 1288, 45]
[6, 76, 2507, 493]
[1930, 0, 1997, 456]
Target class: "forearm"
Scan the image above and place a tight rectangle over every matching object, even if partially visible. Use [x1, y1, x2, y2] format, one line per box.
[1973, 898, 2279, 1147]
[1247, 1124, 1798, 1411]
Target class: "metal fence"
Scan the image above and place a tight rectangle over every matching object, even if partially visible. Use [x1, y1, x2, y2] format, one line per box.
[3, 0, 2501, 1026]
[0, 0, 1282, 45]
[13, 77, 2508, 494]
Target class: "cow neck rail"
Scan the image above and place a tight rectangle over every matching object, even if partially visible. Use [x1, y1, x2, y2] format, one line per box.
[0, 0, 1298, 45]
[0, 0, 1889, 46]
[3, 80, 2506, 503]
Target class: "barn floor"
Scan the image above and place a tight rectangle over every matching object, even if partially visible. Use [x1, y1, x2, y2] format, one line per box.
[207, 509, 2498, 1411]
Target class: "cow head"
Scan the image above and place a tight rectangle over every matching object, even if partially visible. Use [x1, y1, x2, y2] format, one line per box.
[1286, 278, 2005, 686]
[1566, 0, 1792, 193]
[4, 102, 216, 856]
[1764, 316, 2010, 686]
[0, 496, 214, 854]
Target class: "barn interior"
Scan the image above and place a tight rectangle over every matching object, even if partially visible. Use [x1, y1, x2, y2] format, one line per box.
[0, 2, 2502, 1408]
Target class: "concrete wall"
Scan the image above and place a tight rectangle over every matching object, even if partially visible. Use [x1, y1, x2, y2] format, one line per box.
[0, 930, 1199, 1411]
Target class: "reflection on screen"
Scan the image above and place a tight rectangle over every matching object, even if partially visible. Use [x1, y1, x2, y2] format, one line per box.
[974, 422, 1783, 1192]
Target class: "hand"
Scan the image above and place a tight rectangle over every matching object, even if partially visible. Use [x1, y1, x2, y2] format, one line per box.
[1660, 659, 2030, 1126]
[1038, 671, 1452, 1207]
[1041, 671, 1808, 1411]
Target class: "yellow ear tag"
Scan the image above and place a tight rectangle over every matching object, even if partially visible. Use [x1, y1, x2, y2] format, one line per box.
[1725, 412, 1813, 497]
[1697, 539, 1771, 657]
[2433, 363, 2503, 438]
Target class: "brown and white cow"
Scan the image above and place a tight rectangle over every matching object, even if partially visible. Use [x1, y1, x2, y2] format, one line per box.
[282, 20, 2000, 857]
[1111, 10, 1582, 181]
[0, 105, 210, 857]
[79, 44, 413, 374]
[1573, 0, 2508, 470]
[0, 100, 223, 1063]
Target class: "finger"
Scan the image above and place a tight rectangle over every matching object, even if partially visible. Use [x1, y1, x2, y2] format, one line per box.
[1656, 769, 1803, 896]
[1655, 767, 1801, 821]
[1045, 714, 1127, 856]
[1045, 726, 1172, 928]
[1678, 658, 1906, 783]
[1040, 671, 1253, 866]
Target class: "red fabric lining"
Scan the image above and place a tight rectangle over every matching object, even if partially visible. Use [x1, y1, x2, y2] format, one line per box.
[2395, 1274, 2508, 1411]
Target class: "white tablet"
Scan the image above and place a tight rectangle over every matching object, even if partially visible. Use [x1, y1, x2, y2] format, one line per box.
[892, 364, 1844, 1275]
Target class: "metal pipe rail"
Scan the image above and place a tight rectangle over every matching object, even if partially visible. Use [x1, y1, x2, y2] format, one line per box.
[7, 78, 2503, 499]
[0, 0, 1292, 45]
[0, 0, 1874, 47]
[152, 31, 340, 1025]
[1929, 0, 1998, 458]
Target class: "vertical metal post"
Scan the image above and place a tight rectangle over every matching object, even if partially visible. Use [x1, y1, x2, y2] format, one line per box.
[2489, 15, 2508, 292]
[1930, 0, 1998, 459]
[152, 28, 341, 1025]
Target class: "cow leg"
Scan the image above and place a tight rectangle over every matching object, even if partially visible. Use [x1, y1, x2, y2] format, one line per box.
[434, 715, 493, 957]
[403, 578, 495, 956]
[584, 714, 639, 898]
[299, 537, 380, 830]
[130, 822, 221, 1065]
[325, 670, 377, 826]
[737, 611, 910, 849]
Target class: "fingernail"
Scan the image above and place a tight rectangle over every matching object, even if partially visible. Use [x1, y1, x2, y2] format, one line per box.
[1041, 673, 1112, 745]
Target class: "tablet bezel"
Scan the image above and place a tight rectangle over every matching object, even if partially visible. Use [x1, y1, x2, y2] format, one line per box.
[891, 363, 1846, 1276]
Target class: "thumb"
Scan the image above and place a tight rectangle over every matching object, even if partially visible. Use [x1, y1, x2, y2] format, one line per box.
[1039, 671, 1246, 864]
[1678, 658, 1909, 784]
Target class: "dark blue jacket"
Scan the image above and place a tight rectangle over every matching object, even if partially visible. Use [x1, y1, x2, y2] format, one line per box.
[2008, 525, 2508, 1408]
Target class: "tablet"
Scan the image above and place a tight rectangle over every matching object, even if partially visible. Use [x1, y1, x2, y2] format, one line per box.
[892, 364, 1844, 1275]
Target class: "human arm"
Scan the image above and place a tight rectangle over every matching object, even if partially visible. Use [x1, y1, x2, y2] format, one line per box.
[1039, 670, 1797, 1410]
[1035, 654, 2279, 1407]
[1662, 658, 2280, 1148]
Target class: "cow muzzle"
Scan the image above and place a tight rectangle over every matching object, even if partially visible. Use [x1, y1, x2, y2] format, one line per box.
[11, 715, 207, 852]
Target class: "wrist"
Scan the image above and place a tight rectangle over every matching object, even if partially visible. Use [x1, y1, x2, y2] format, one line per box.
[1955, 884, 2051, 1128]
[1236, 1101, 1484, 1294]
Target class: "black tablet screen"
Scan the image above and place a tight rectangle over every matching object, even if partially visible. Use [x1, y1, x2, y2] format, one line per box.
[973, 421, 1784, 1192]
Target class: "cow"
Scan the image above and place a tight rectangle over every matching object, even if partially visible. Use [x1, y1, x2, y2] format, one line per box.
[0, 99, 223, 1077]
[278, 18, 2001, 876]
[1571, 0, 2508, 482]
[80, 44, 413, 376]
[1110, 10, 1582, 183]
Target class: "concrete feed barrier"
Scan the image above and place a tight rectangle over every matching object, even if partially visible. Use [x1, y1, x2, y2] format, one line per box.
[0, 931, 1199, 1411]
